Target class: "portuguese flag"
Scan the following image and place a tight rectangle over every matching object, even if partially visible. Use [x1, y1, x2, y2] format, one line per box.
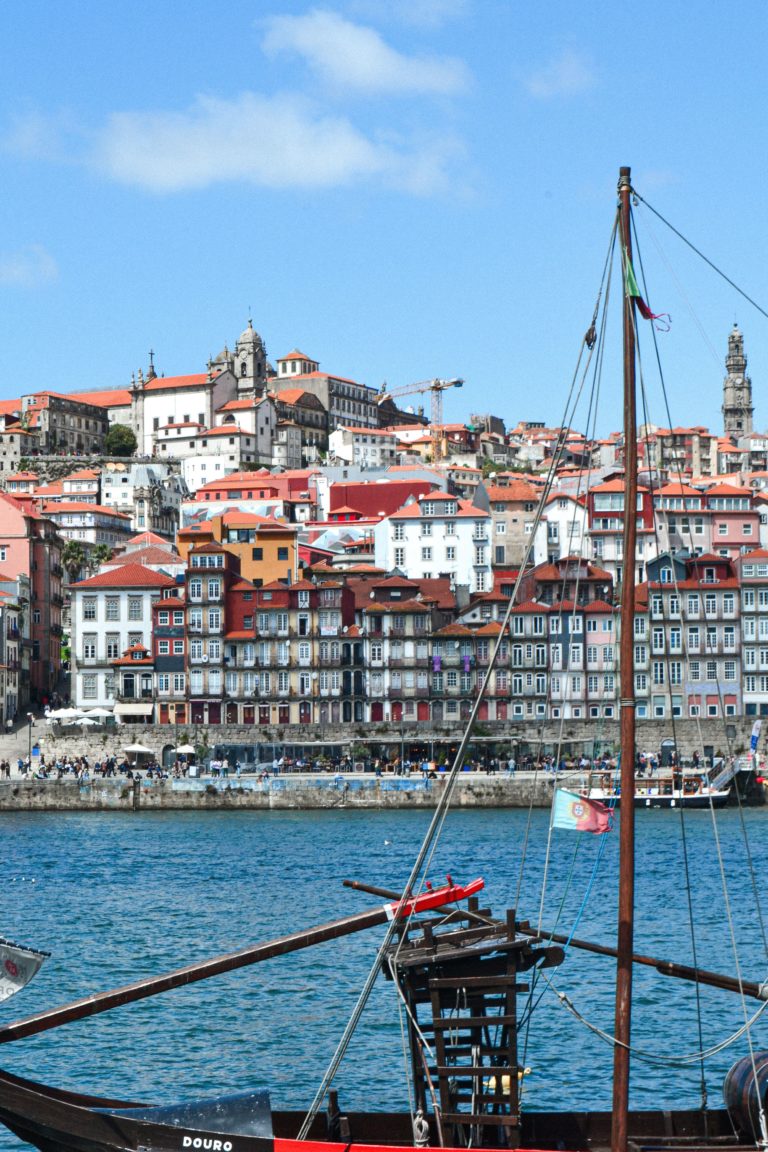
[625, 251, 670, 330]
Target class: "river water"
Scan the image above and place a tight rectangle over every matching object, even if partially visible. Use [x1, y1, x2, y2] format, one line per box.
[0, 806, 767, 1148]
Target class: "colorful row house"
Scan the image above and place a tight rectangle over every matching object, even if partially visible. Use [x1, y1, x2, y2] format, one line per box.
[69, 545, 768, 727]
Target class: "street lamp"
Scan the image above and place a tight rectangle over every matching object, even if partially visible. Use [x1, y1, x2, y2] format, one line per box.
[26, 712, 33, 773]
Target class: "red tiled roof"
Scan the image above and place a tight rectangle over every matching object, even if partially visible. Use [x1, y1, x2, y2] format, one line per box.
[72, 564, 177, 589]
[484, 481, 540, 502]
[127, 531, 174, 547]
[273, 389, 316, 405]
[218, 398, 261, 411]
[67, 388, 132, 408]
[104, 547, 182, 567]
[285, 370, 358, 385]
[230, 578, 257, 591]
[371, 575, 420, 589]
[65, 468, 101, 481]
[705, 483, 752, 497]
[363, 601, 429, 613]
[434, 623, 473, 636]
[656, 481, 703, 497]
[589, 478, 648, 493]
[144, 372, 217, 392]
[41, 501, 131, 517]
[201, 425, 249, 437]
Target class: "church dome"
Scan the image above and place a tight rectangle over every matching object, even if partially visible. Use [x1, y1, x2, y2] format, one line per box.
[238, 319, 263, 346]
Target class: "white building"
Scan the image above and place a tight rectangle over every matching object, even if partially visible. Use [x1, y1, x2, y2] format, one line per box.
[40, 501, 134, 548]
[544, 492, 590, 561]
[328, 426, 400, 469]
[71, 367, 241, 458]
[70, 563, 177, 717]
[215, 395, 276, 454]
[373, 491, 493, 593]
[170, 422, 274, 494]
[272, 422, 303, 470]
[101, 462, 188, 537]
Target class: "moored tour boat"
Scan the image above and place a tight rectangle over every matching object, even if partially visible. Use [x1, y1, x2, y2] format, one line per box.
[588, 770, 731, 809]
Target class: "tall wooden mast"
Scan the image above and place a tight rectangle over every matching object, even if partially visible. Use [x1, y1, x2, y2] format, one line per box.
[611, 165, 638, 1152]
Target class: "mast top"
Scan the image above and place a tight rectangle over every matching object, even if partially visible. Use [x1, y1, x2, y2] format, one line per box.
[618, 166, 631, 190]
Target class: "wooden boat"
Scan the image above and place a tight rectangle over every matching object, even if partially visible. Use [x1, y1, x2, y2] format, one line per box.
[0, 168, 766, 1152]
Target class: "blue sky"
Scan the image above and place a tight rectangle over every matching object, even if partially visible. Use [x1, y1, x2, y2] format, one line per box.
[3, 0, 768, 437]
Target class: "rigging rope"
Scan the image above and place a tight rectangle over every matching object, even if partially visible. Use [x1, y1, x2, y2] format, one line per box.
[633, 191, 768, 324]
[299, 224, 620, 1134]
[538, 965, 768, 1066]
[627, 197, 768, 1130]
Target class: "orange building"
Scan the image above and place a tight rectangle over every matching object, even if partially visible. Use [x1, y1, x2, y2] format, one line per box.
[177, 511, 298, 587]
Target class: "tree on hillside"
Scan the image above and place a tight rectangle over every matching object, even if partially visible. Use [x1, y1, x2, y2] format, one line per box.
[62, 540, 87, 584]
[88, 544, 113, 574]
[105, 424, 137, 457]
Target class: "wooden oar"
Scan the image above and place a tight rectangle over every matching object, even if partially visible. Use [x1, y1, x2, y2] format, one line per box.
[0, 877, 482, 1045]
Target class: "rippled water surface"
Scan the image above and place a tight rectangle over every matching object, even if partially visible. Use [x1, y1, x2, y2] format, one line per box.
[1, 806, 767, 1148]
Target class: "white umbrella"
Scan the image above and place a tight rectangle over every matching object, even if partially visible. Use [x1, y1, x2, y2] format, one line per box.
[48, 708, 79, 719]
[123, 742, 154, 755]
[77, 717, 99, 727]
[174, 744, 196, 755]
[84, 708, 113, 719]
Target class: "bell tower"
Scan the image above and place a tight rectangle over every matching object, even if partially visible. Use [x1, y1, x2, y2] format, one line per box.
[722, 324, 753, 438]
[234, 319, 268, 398]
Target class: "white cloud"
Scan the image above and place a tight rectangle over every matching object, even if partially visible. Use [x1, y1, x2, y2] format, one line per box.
[525, 50, 596, 99]
[349, 0, 467, 28]
[92, 92, 459, 194]
[0, 245, 58, 288]
[262, 9, 469, 96]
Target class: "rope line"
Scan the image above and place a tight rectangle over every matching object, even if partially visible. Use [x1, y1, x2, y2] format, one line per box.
[633, 190, 768, 323]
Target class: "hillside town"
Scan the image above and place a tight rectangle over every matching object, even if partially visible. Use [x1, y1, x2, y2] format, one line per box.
[0, 319, 766, 733]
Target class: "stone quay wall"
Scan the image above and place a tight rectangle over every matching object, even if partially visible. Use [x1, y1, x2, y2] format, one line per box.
[0, 773, 556, 812]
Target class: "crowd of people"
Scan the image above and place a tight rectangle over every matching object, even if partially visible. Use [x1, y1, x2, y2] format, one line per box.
[1, 744, 728, 784]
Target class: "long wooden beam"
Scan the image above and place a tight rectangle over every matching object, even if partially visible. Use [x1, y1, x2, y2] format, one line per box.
[0, 879, 481, 1045]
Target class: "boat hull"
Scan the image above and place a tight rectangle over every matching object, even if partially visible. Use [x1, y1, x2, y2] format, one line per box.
[0, 1066, 751, 1152]
[589, 788, 731, 809]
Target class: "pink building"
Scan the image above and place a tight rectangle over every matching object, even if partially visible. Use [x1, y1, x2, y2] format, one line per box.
[0, 493, 63, 704]
[704, 482, 759, 559]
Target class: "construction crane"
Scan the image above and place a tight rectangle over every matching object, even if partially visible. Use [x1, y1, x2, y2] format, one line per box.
[377, 377, 463, 461]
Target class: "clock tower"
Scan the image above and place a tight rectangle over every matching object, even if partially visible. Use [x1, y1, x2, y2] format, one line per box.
[722, 324, 753, 438]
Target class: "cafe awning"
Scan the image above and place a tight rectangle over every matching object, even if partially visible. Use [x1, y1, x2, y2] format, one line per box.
[114, 703, 155, 717]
